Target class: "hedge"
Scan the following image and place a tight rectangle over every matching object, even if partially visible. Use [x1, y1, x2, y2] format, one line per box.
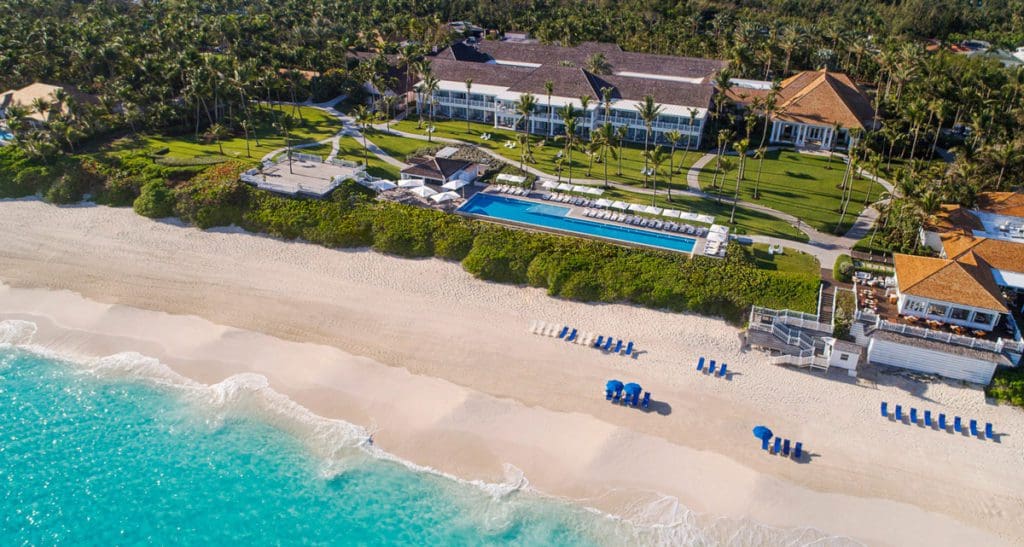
[834, 254, 854, 283]
[988, 367, 1024, 407]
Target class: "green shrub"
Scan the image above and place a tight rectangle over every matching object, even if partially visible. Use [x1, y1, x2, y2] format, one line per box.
[0, 147, 38, 197]
[133, 180, 176, 218]
[371, 204, 438, 257]
[8, 166, 51, 197]
[834, 254, 854, 282]
[155, 155, 228, 167]
[41, 159, 100, 204]
[173, 162, 250, 228]
[432, 216, 478, 261]
[988, 367, 1024, 407]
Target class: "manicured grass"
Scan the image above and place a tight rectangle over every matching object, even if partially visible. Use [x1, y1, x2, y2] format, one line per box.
[744, 243, 820, 273]
[335, 136, 401, 180]
[391, 118, 700, 189]
[698, 149, 878, 234]
[599, 187, 809, 242]
[272, 141, 333, 162]
[364, 128, 436, 161]
[112, 106, 342, 162]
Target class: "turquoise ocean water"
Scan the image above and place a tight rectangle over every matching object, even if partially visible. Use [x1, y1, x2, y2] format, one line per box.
[0, 319, 851, 546]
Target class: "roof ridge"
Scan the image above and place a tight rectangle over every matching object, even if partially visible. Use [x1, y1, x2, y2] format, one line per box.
[898, 255, 953, 294]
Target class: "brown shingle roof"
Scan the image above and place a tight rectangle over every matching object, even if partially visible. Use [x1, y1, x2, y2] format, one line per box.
[597, 75, 715, 109]
[507, 65, 599, 98]
[427, 58, 534, 87]
[894, 253, 1007, 312]
[775, 70, 875, 129]
[941, 235, 1024, 274]
[975, 191, 1024, 219]
[0, 82, 98, 123]
[925, 204, 984, 234]
[400, 157, 472, 181]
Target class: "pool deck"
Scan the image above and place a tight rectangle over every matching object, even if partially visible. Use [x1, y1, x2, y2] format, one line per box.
[460, 188, 709, 256]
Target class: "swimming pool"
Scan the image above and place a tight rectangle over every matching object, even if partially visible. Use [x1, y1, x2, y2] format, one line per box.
[458, 193, 696, 253]
[0, 129, 12, 141]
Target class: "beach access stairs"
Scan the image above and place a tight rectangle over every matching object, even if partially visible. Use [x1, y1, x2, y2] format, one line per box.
[747, 307, 832, 372]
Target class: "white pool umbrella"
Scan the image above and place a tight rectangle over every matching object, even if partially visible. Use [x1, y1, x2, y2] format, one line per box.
[628, 203, 645, 212]
[442, 179, 470, 190]
[430, 191, 460, 203]
[661, 209, 681, 218]
[610, 200, 629, 210]
[556, 183, 572, 191]
[372, 180, 397, 191]
[398, 178, 425, 188]
[586, 187, 604, 196]
[409, 185, 437, 197]
[541, 180, 558, 189]
[595, 198, 613, 208]
[571, 185, 589, 194]
[645, 205, 663, 215]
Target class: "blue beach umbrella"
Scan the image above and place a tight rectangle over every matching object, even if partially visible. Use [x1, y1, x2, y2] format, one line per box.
[623, 383, 642, 396]
[752, 426, 773, 441]
[606, 379, 624, 392]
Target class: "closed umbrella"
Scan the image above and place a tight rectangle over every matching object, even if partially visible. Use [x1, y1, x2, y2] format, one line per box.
[409, 185, 437, 198]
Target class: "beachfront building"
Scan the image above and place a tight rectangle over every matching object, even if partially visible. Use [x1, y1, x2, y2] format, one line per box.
[417, 40, 722, 148]
[728, 70, 876, 150]
[0, 82, 98, 125]
[401, 152, 482, 186]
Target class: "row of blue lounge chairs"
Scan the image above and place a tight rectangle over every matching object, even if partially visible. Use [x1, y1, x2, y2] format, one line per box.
[696, 357, 728, 378]
[881, 402, 994, 439]
[761, 435, 803, 459]
[592, 335, 634, 356]
[606, 386, 652, 409]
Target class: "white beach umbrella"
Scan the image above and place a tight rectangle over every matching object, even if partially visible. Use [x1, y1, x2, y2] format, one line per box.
[571, 185, 589, 194]
[372, 180, 397, 192]
[398, 178, 425, 188]
[541, 180, 559, 189]
[409, 185, 437, 198]
[610, 200, 629, 210]
[442, 179, 470, 190]
[628, 203, 645, 212]
[556, 182, 573, 191]
[644, 205, 663, 215]
[430, 191, 460, 203]
[587, 187, 604, 196]
[661, 209, 681, 218]
[595, 198, 613, 208]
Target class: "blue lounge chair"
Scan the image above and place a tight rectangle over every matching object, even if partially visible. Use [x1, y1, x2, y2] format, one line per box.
[718, 363, 727, 378]
[641, 392, 651, 409]
[603, 338, 614, 351]
[761, 437, 770, 451]
[566, 328, 578, 342]
[708, 361, 717, 375]
[970, 420, 978, 436]
[910, 408, 918, 424]
[939, 413, 947, 430]
[558, 326, 569, 339]
[782, 439, 791, 457]
[881, 402, 888, 417]
[697, 357, 705, 371]
[593, 335, 604, 348]
[954, 416, 962, 433]
[624, 341, 634, 356]
[895, 405, 903, 421]
[772, 437, 782, 454]
[633, 392, 642, 407]
[985, 423, 993, 439]
[605, 389, 613, 400]
[613, 340, 623, 353]
[924, 410, 932, 427]
[794, 442, 803, 459]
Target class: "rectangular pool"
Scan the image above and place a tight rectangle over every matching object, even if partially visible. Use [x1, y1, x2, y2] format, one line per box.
[458, 193, 696, 253]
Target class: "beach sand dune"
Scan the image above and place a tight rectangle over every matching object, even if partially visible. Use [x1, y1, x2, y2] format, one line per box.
[1, 199, 1022, 546]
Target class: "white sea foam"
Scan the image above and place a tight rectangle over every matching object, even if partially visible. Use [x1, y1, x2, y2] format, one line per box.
[0, 318, 861, 546]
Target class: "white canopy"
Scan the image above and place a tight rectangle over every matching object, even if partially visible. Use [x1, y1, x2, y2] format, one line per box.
[661, 209, 681, 218]
[571, 185, 589, 194]
[409, 186, 437, 197]
[610, 201, 630, 210]
[430, 191, 460, 203]
[644, 206, 664, 215]
[556, 183, 572, 191]
[496, 173, 527, 184]
[398, 178, 425, 188]
[595, 198, 613, 208]
[372, 180, 397, 192]
[540, 180, 558, 189]
[586, 187, 604, 196]
[628, 203, 645, 212]
[442, 179, 470, 190]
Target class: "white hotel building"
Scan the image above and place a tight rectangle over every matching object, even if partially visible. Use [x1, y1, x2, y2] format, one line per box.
[415, 41, 724, 148]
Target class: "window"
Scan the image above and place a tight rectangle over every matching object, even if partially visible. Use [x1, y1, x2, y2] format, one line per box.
[972, 311, 995, 325]
[926, 303, 948, 317]
[950, 308, 970, 321]
[839, 354, 849, 361]
[904, 299, 926, 313]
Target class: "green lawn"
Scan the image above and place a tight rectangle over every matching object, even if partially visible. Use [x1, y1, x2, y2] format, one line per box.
[364, 128, 436, 161]
[335, 136, 401, 180]
[698, 149, 878, 234]
[391, 118, 700, 189]
[110, 106, 342, 163]
[743, 243, 820, 273]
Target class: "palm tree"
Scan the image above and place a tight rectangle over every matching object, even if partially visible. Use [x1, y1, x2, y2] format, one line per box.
[730, 138, 750, 223]
[352, 105, 375, 168]
[663, 130, 682, 201]
[274, 112, 296, 174]
[205, 123, 230, 156]
[645, 146, 669, 205]
[711, 128, 733, 198]
[635, 95, 663, 188]
[239, 119, 253, 157]
[421, 74, 440, 139]
[615, 125, 627, 176]
[984, 141, 1024, 190]
[558, 104, 580, 184]
[826, 122, 843, 169]
[464, 78, 473, 131]
[30, 97, 52, 122]
[544, 80, 554, 137]
[515, 93, 538, 169]
[585, 53, 612, 75]
[752, 147, 768, 199]
[593, 123, 617, 188]
[578, 95, 592, 142]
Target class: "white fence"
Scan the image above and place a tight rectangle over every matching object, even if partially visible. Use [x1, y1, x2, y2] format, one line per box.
[292, 152, 322, 163]
[751, 306, 830, 334]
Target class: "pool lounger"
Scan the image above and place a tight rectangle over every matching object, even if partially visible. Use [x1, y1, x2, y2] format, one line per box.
[924, 410, 932, 427]
[558, 326, 569, 339]
[895, 405, 903, 421]
[881, 402, 888, 417]
[954, 417, 962, 432]
[782, 439, 791, 457]
[793, 442, 803, 459]
[970, 420, 978, 436]
[761, 436, 770, 451]
[772, 437, 781, 454]
[603, 338, 614, 351]
[938, 413, 946, 429]
[985, 423, 993, 439]
[593, 335, 604, 348]
[613, 340, 623, 353]
[718, 363, 727, 378]
[566, 328, 578, 342]
[697, 356, 705, 371]
[641, 392, 650, 409]
[910, 408, 918, 424]
[708, 361, 716, 375]
[624, 341, 634, 356]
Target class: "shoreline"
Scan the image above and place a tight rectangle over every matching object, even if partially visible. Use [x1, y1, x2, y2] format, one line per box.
[1, 199, 1022, 545]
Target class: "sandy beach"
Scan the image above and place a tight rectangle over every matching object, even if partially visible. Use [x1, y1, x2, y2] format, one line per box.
[1, 198, 1022, 546]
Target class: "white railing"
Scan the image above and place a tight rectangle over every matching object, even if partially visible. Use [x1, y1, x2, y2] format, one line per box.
[292, 152, 322, 163]
[769, 352, 819, 367]
[751, 306, 829, 333]
[329, 158, 361, 168]
[749, 319, 816, 351]
[875, 319, 1002, 352]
